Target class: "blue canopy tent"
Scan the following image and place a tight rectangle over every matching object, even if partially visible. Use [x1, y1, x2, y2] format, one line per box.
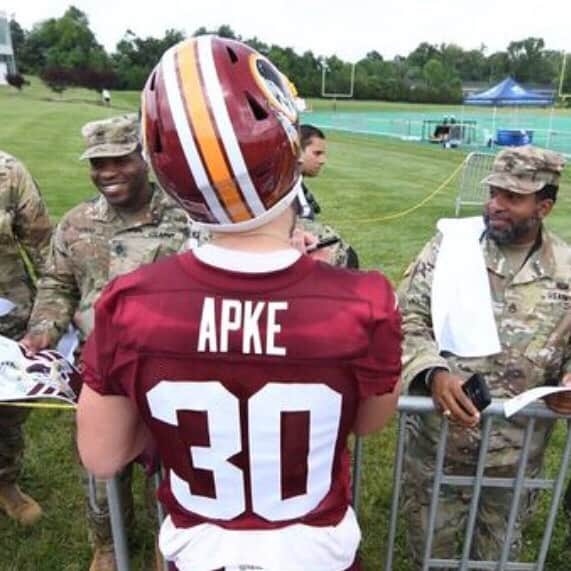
[464, 77, 553, 107]
[463, 77, 555, 147]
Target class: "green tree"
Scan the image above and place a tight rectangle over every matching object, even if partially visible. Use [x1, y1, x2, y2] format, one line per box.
[24, 6, 112, 79]
[439, 43, 488, 82]
[407, 42, 440, 69]
[112, 28, 185, 90]
[421, 59, 462, 103]
[507, 37, 551, 83]
[355, 52, 407, 101]
[458, 48, 489, 81]
[9, 19, 26, 69]
[423, 59, 447, 88]
[192, 25, 239, 39]
[487, 51, 510, 82]
[246, 37, 269, 56]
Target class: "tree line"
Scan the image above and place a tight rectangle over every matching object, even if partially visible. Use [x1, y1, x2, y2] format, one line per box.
[8, 6, 570, 104]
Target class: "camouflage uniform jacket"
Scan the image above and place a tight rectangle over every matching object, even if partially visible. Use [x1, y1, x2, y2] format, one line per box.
[399, 226, 571, 468]
[0, 151, 52, 339]
[27, 186, 191, 343]
[182, 219, 357, 269]
[297, 218, 357, 268]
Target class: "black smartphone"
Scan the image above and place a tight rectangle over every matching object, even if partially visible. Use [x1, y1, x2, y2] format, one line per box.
[306, 236, 341, 253]
[462, 373, 491, 412]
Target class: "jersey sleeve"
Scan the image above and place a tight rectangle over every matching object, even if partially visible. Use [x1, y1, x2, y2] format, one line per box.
[81, 279, 127, 397]
[353, 273, 402, 399]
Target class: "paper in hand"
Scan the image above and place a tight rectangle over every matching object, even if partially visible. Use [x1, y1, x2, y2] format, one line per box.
[504, 386, 571, 418]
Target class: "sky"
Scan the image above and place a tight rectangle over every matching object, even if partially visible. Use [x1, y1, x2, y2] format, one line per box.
[3, 0, 570, 61]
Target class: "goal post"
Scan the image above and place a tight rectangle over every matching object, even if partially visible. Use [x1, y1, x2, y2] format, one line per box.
[321, 62, 356, 99]
[558, 51, 571, 101]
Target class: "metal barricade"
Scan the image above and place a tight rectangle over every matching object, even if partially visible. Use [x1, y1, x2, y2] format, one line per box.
[104, 396, 570, 571]
[384, 396, 571, 571]
[103, 437, 364, 570]
[106, 477, 131, 571]
[455, 152, 495, 216]
[101, 469, 167, 571]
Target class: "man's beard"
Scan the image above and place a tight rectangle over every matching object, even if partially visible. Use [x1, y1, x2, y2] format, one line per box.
[483, 213, 539, 245]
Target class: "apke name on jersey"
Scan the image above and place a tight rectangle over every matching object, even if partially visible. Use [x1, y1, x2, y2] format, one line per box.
[197, 297, 288, 356]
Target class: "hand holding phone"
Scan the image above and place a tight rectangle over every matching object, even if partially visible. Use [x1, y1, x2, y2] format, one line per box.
[462, 373, 491, 412]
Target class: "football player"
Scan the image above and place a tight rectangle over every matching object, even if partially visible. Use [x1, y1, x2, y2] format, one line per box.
[77, 36, 402, 571]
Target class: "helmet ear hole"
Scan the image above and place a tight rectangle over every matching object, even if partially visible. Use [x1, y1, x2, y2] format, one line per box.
[246, 92, 268, 121]
[226, 47, 238, 64]
[153, 129, 163, 153]
[149, 71, 157, 91]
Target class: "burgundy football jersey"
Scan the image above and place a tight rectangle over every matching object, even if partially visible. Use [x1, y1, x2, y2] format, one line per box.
[83, 251, 401, 531]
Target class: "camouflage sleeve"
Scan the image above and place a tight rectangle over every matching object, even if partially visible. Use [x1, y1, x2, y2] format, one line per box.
[178, 225, 211, 251]
[397, 233, 450, 394]
[27, 219, 80, 342]
[11, 160, 52, 277]
[562, 334, 571, 377]
[297, 218, 358, 269]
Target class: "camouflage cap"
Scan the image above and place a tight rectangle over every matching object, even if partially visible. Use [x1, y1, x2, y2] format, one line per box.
[80, 114, 140, 160]
[481, 146, 566, 194]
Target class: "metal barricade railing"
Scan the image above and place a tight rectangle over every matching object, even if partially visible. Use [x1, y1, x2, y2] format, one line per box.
[101, 469, 168, 571]
[385, 396, 571, 571]
[103, 396, 571, 571]
[455, 151, 495, 216]
[106, 477, 130, 571]
[103, 437, 365, 570]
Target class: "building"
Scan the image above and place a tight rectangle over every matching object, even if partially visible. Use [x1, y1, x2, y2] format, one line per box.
[0, 11, 16, 85]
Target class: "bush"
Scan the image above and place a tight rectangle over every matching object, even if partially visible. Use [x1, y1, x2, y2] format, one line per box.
[39, 66, 118, 96]
[5, 72, 28, 91]
[39, 67, 73, 95]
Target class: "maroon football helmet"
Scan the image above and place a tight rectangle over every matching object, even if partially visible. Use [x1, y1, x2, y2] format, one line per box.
[142, 35, 302, 231]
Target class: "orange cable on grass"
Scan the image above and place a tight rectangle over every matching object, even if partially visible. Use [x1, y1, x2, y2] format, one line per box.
[0, 401, 75, 410]
[330, 159, 465, 224]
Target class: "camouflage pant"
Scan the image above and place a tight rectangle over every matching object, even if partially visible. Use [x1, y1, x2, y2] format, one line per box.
[402, 447, 540, 570]
[80, 463, 135, 548]
[0, 322, 30, 485]
[0, 406, 30, 485]
[79, 462, 158, 549]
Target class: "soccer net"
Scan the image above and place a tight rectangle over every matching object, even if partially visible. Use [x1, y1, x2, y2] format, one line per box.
[455, 152, 495, 216]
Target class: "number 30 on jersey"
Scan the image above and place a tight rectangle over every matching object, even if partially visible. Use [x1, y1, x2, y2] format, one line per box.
[147, 381, 342, 521]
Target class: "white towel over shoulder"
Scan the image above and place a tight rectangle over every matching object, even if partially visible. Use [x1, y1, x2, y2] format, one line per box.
[431, 216, 501, 357]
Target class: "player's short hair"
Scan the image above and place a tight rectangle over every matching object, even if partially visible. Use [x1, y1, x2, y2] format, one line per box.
[300, 124, 325, 150]
[536, 183, 558, 203]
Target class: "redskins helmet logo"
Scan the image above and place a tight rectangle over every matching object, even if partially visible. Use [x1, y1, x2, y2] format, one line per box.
[249, 55, 298, 124]
[249, 55, 300, 155]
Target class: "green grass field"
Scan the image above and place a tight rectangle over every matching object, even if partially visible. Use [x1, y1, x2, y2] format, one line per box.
[1, 79, 570, 570]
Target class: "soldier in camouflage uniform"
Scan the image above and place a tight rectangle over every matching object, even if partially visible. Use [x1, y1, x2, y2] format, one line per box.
[22, 115, 191, 571]
[0, 151, 52, 526]
[296, 124, 358, 268]
[398, 146, 570, 568]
